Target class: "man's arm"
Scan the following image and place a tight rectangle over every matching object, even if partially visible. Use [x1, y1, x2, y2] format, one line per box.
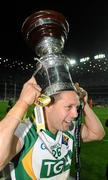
[75, 83, 105, 142]
[81, 102, 105, 142]
[0, 77, 41, 170]
[0, 100, 28, 170]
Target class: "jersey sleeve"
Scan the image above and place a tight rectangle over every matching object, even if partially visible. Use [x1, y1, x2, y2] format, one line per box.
[14, 119, 32, 148]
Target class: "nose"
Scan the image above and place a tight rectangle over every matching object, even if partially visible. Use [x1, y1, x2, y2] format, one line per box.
[69, 107, 78, 119]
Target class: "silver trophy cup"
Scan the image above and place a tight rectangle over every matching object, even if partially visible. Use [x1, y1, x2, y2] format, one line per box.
[21, 10, 76, 96]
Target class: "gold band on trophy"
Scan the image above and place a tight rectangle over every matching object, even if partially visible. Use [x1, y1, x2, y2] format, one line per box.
[35, 94, 51, 107]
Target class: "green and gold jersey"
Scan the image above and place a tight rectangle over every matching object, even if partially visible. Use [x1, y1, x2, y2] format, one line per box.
[10, 120, 75, 180]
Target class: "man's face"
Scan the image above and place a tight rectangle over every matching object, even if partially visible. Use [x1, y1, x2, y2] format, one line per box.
[45, 91, 80, 134]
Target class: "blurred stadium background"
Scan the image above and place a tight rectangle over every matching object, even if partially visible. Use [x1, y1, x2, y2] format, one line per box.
[0, 52, 108, 105]
[0, 52, 108, 179]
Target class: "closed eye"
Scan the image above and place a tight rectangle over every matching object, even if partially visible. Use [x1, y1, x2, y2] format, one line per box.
[64, 105, 73, 111]
[65, 105, 80, 111]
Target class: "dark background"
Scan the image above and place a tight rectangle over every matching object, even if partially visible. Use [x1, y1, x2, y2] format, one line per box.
[0, 1, 108, 61]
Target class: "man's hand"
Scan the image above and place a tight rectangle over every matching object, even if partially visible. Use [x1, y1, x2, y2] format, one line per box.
[19, 76, 42, 106]
[75, 82, 88, 104]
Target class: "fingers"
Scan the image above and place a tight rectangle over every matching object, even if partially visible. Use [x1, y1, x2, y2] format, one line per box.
[75, 82, 87, 99]
[75, 82, 80, 92]
[32, 83, 42, 92]
[19, 77, 42, 106]
[26, 76, 37, 85]
[25, 77, 41, 91]
[75, 82, 80, 89]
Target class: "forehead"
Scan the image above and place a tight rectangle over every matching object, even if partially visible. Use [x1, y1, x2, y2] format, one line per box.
[59, 91, 80, 104]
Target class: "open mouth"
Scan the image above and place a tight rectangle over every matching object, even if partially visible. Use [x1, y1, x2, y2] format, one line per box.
[65, 120, 72, 126]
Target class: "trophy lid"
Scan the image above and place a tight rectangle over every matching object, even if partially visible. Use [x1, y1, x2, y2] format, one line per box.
[21, 10, 69, 57]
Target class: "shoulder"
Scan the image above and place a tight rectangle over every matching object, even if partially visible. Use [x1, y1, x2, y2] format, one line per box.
[15, 119, 32, 138]
[15, 119, 38, 147]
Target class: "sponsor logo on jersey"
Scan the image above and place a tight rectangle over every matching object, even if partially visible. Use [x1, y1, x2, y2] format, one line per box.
[41, 143, 46, 150]
[40, 150, 72, 178]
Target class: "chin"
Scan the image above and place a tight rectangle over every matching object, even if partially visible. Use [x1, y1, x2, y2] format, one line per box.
[62, 126, 69, 132]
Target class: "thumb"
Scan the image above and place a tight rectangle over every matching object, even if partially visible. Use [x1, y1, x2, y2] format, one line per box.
[27, 76, 37, 84]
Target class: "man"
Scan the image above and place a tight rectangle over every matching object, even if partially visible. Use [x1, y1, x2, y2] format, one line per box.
[0, 76, 105, 179]
[6, 99, 14, 113]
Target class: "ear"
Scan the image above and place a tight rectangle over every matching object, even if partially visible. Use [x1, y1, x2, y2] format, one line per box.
[44, 102, 54, 111]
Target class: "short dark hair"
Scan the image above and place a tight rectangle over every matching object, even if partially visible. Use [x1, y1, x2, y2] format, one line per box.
[50, 93, 62, 104]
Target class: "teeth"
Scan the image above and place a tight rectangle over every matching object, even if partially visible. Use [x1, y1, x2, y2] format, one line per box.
[66, 120, 71, 123]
